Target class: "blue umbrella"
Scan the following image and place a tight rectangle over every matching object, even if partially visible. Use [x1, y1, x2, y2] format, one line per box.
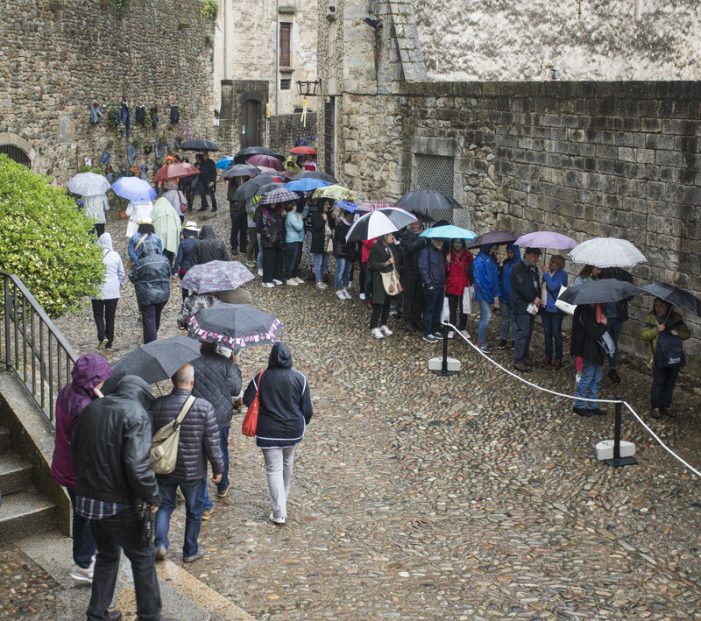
[286, 178, 331, 192]
[336, 201, 357, 213]
[111, 177, 156, 202]
[420, 224, 477, 240]
[215, 157, 234, 170]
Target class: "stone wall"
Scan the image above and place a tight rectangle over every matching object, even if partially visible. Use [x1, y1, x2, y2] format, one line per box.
[269, 113, 318, 154]
[0, 0, 216, 181]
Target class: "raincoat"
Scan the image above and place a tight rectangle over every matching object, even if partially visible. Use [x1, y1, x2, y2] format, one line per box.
[95, 233, 126, 299]
[83, 193, 110, 224]
[151, 196, 181, 257]
[125, 200, 154, 238]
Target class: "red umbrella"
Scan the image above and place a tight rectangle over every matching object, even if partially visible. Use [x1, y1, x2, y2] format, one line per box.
[246, 154, 284, 171]
[153, 162, 200, 183]
[358, 200, 396, 212]
[289, 146, 317, 155]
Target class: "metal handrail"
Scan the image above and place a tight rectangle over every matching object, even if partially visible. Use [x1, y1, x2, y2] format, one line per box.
[0, 271, 78, 425]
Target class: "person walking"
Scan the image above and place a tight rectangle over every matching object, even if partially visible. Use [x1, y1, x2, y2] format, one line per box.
[333, 206, 355, 300]
[173, 221, 200, 301]
[510, 247, 542, 372]
[398, 219, 426, 332]
[258, 203, 286, 288]
[50, 354, 112, 584]
[472, 244, 500, 352]
[368, 232, 399, 339]
[418, 237, 446, 343]
[72, 376, 170, 621]
[196, 151, 217, 212]
[151, 196, 181, 268]
[242, 342, 313, 525]
[570, 304, 608, 417]
[541, 254, 568, 368]
[285, 202, 305, 285]
[83, 193, 110, 237]
[191, 224, 229, 266]
[497, 244, 520, 349]
[92, 233, 126, 350]
[125, 199, 154, 239]
[310, 201, 334, 290]
[149, 364, 224, 563]
[444, 239, 473, 339]
[127, 220, 163, 264]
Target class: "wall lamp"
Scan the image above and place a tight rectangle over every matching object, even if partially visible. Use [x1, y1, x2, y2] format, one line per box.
[363, 16, 383, 30]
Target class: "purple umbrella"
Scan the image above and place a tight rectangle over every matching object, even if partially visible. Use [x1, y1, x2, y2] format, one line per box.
[466, 230, 517, 248]
[514, 231, 577, 250]
[246, 154, 284, 171]
[180, 260, 255, 294]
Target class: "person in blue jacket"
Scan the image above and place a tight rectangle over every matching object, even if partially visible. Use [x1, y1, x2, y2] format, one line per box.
[498, 244, 520, 349]
[418, 238, 447, 343]
[541, 254, 569, 367]
[472, 244, 500, 353]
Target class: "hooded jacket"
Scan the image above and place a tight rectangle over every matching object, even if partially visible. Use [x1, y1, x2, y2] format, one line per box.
[190, 346, 242, 429]
[192, 225, 229, 265]
[333, 216, 355, 258]
[472, 246, 500, 303]
[96, 233, 126, 300]
[258, 206, 285, 249]
[510, 258, 541, 315]
[72, 376, 160, 505]
[498, 245, 520, 305]
[151, 196, 181, 256]
[51, 354, 112, 488]
[570, 305, 608, 365]
[83, 193, 110, 224]
[418, 242, 446, 288]
[640, 308, 691, 365]
[445, 248, 474, 296]
[242, 342, 313, 448]
[129, 237, 171, 307]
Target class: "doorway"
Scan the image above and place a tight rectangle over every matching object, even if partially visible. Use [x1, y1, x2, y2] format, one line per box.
[241, 100, 261, 148]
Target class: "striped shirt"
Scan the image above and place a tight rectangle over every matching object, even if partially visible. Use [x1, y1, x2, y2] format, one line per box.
[75, 496, 125, 520]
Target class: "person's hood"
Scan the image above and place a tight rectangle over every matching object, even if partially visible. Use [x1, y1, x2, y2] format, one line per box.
[97, 232, 113, 252]
[506, 243, 519, 256]
[71, 354, 112, 396]
[478, 244, 493, 255]
[268, 342, 292, 369]
[138, 236, 162, 258]
[199, 224, 216, 240]
[110, 375, 154, 409]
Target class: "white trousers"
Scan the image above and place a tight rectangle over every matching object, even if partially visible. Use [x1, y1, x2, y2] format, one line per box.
[262, 446, 296, 521]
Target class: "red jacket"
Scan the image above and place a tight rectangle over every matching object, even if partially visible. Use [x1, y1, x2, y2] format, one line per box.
[361, 238, 376, 264]
[444, 249, 474, 296]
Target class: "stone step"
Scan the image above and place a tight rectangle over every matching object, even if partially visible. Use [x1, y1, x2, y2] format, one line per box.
[0, 426, 10, 454]
[0, 488, 56, 544]
[0, 452, 34, 496]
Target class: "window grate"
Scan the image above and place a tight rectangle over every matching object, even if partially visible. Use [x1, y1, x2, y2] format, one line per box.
[414, 153, 454, 222]
[0, 144, 31, 167]
[279, 22, 292, 67]
[280, 78, 291, 90]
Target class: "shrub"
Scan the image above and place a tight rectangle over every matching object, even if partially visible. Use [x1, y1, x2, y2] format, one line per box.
[201, 0, 218, 21]
[0, 155, 104, 317]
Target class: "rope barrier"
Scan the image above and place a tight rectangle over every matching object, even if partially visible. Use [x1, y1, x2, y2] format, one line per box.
[442, 321, 701, 479]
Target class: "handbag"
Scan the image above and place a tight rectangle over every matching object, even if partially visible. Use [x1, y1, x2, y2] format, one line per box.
[462, 285, 475, 315]
[654, 330, 685, 368]
[150, 395, 195, 475]
[555, 285, 576, 316]
[380, 269, 403, 296]
[242, 371, 264, 437]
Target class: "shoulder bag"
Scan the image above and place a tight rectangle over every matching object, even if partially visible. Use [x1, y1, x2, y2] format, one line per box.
[242, 371, 264, 437]
[150, 395, 195, 475]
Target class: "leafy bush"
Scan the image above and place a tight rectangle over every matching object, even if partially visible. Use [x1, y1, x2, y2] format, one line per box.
[0, 155, 104, 317]
[201, 0, 218, 21]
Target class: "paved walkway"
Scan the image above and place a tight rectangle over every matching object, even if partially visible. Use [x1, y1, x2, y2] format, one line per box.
[52, 201, 701, 620]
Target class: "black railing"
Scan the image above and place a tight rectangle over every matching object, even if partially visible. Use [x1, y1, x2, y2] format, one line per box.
[0, 271, 78, 424]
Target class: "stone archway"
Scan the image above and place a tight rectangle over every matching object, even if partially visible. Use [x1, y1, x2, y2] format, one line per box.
[0, 133, 35, 168]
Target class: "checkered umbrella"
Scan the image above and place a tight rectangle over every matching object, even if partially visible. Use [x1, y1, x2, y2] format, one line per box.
[260, 188, 299, 205]
[181, 260, 255, 294]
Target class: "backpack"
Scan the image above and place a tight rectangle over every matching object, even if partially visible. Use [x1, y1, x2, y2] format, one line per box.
[654, 331, 685, 368]
[150, 396, 195, 475]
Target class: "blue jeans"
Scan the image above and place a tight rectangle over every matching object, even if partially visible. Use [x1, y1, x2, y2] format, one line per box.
[335, 257, 353, 290]
[477, 299, 492, 346]
[155, 479, 205, 558]
[312, 253, 328, 283]
[423, 286, 444, 336]
[256, 233, 263, 269]
[202, 425, 230, 511]
[575, 362, 602, 409]
[542, 310, 564, 360]
[286, 241, 302, 278]
[500, 301, 511, 340]
[67, 488, 96, 569]
[607, 318, 623, 369]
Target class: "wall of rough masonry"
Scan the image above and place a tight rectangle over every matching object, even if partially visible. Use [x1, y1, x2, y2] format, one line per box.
[0, 0, 216, 182]
[269, 113, 318, 155]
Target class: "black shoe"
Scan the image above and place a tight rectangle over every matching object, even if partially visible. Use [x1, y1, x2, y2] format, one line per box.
[589, 408, 608, 416]
[196, 207, 207, 212]
[403, 323, 416, 332]
[497, 339, 507, 350]
[573, 407, 593, 417]
[513, 360, 530, 372]
[608, 369, 621, 384]
[107, 611, 122, 621]
[211, 207, 217, 212]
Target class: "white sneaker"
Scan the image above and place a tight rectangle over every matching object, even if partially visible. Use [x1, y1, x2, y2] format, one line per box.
[336, 290, 346, 300]
[371, 328, 384, 339]
[257, 268, 263, 276]
[447, 330, 455, 339]
[459, 330, 470, 339]
[316, 282, 328, 290]
[294, 277, 305, 285]
[342, 289, 352, 300]
[269, 512, 286, 525]
[380, 325, 393, 336]
[286, 278, 299, 286]
[261, 282, 274, 288]
[273, 279, 283, 285]
[70, 564, 94, 583]
[359, 293, 366, 300]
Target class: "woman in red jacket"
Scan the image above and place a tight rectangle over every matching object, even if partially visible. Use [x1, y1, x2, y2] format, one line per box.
[445, 239, 474, 339]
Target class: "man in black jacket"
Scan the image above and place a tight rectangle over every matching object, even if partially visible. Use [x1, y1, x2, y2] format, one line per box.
[150, 364, 224, 563]
[399, 219, 426, 332]
[510, 247, 542, 372]
[196, 151, 218, 212]
[72, 376, 168, 621]
[191, 224, 230, 266]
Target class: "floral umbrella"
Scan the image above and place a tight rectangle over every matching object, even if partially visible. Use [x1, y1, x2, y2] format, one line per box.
[188, 303, 283, 350]
[67, 172, 111, 196]
[181, 260, 255, 294]
[312, 184, 358, 202]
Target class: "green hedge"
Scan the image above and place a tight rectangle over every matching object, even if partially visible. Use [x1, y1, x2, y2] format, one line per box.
[0, 155, 104, 317]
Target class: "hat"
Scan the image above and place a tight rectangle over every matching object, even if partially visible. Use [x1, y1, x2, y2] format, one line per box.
[183, 220, 200, 232]
[138, 216, 153, 225]
[525, 247, 542, 256]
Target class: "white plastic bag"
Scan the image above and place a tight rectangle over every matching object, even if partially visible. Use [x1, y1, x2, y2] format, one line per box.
[555, 285, 576, 316]
[462, 285, 475, 315]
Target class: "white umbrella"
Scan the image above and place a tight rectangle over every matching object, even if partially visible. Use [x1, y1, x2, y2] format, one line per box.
[376, 207, 417, 229]
[346, 210, 399, 242]
[67, 172, 111, 197]
[569, 237, 646, 268]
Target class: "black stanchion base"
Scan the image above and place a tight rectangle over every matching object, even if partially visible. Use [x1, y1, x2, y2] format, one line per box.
[604, 456, 637, 468]
[430, 369, 459, 377]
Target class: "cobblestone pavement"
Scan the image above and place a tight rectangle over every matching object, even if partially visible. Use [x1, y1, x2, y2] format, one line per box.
[54, 199, 701, 620]
[0, 545, 60, 619]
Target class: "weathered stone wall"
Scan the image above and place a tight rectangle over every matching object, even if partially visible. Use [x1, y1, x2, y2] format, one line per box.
[269, 113, 318, 155]
[0, 0, 216, 181]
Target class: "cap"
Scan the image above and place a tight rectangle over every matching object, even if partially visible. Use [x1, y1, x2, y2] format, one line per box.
[138, 216, 153, 225]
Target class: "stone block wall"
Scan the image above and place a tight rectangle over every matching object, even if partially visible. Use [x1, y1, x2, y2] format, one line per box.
[269, 113, 318, 154]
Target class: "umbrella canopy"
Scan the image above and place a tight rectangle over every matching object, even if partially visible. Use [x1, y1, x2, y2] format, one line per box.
[336, 201, 358, 213]
[153, 162, 200, 183]
[215, 157, 234, 170]
[67, 172, 111, 196]
[246, 154, 284, 171]
[233, 146, 284, 165]
[396, 189, 463, 217]
[111, 177, 156, 202]
[260, 188, 299, 205]
[180, 139, 220, 152]
[289, 145, 317, 155]
[357, 200, 396, 212]
[181, 260, 255, 294]
[292, 170, 338, 184]
[285, 178, 330, 192]
[313, 184, 358, 202]
[111, 336, 201, 385]
[569, 237, 646, 268]
[345, 210, 399, 242]
[222, 164, 261, 179]
[514, 231, 577, 250]
[639, 283, 701, 316]
[466, 230, 517, 248]
[232, 175, 279, 201]
[258, 182, 286, 194]
[421, 224, 477, 240]
[376, 207, 417, 229]
[188, 303, 283, 350]
[559, 279, 640, 306]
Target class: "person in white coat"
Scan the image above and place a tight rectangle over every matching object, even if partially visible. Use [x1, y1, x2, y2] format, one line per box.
[83, 193, 110, 237]
[92, 233, 126, 349]
[125, 200, 154, 238]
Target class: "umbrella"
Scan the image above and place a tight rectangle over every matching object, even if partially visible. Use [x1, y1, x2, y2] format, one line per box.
[180, 139, 220, 152]
[466, 230, 517, 248]
[222, 164, 261, 179]
[215, 157, 234, 170]
[558, 279, 640, 305]
[357, 200, 396, 212]
[514, 231, 577, 250]
[286, 178, 331, 192]
[376, 207, 417, 229]
[396, 189, 462, 217]
[345, 210, 399, 242]
[421, 224, 477, 240]
[246, 154, 284, 171]
[569, 237, 646, 268]
[260, 188, 299, 205]
[111, 177, 156, 202]
[258, 182, 286, 193]
[639, 283, 701, 316]
[232, 175, 279, 201]
[313, 184, 358, 201]
[289, 145, 317, 155]
[292, 170, 338, 184]
[233, 146, 283, 165]
[111, 336, 202, 385]
[336, 201, 358, 213]
[67, 172, 111, 196]
[153, 162, 200, 183]
[188, 303, 284, 350]
[181, 260, 255, 294]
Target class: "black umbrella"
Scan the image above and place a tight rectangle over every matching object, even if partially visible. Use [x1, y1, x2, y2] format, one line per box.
[396, 189, 463, 217]
[292, 170, 338, 184]
[559, 279, 640, 306]
[222, 164, 261, 179]
[180, 139, 220, 152]
[466, 230, 518, 248]
[233, 146, 284, 165]
[232, 175, 279, 201]
[639, 283, 701, 316]
[111, 336, 202, 385]
[188, 303, 283, 350]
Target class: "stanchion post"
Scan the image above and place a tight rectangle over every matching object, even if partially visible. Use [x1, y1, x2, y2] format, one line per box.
[441, 323, 449, 374]
[604, 396, 637, 468]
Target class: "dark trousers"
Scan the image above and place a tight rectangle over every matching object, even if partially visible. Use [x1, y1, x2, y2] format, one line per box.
[422, 286, 444, 337]
[163, 249, 175, 270]
[230, 210, 248, 252]
[403, 272, 424, 328]
[202, 425, 230, 511]
[512, 312, 535, 362]
[91, 298, 118, 345]
[87, 507, 161, 621]
[607, 317, 623, 369]
[286, 242, 302, 278]
[155, 478, 205, 558]
[361, 264, 373, 300]
[542, 310, 564, 361]
[651, 364, 681, 409]
[371, 299, 392, 329]
[246, 228, 257, 262]
[94, 223, 105, 238]
[262, 246, 283, 283]
[140, 302, 166, 344]
[447, 293, 467, 331]
[67, 488, 96, 568]
[199, 185, 217, 211]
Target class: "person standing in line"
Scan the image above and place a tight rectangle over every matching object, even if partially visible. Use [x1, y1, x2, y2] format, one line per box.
[541, 254, 568, 368]
[570, 304, 608, 417]
[310, 201, 334, 290]
[472, 244, 501, 353]
[258, 202, 286, 288]
[398, 218, 426, 332]
[368, 232, 399, 339]
[149, 364, 224, 563]
[227, 176, 249, 255]
[444, 238, 473, 339]
[333, 205, 356, 300]
[285, 202, 306, 285]
[573, 264, 600, 286]
[359, 237, 376, 307]
[242, 342, 313, 525]
[510, 247, 542, 372]
[83, 193, 110, 237]
[600, 266, 634, 384]
[497, 244, 520, 350]
[50, 354, 112, 585]
[92, 233, 126, 350]
[418, 237, 447, 343]
[196, 151, 217, 212]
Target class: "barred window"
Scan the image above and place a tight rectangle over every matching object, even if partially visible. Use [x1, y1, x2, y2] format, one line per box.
[279, 23, 292, 67]
[414, 153, 455, 222]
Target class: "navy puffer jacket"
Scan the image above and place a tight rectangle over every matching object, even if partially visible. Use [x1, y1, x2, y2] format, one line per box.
[191, 348, 242, 429]
[128, 238, 171, 307]
[243, 342, 313, 448]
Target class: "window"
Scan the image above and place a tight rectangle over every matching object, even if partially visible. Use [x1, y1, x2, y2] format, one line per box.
[414, 153, 455, 222]
[279, 22, 292, 67]
[280, 78, 291, 90]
